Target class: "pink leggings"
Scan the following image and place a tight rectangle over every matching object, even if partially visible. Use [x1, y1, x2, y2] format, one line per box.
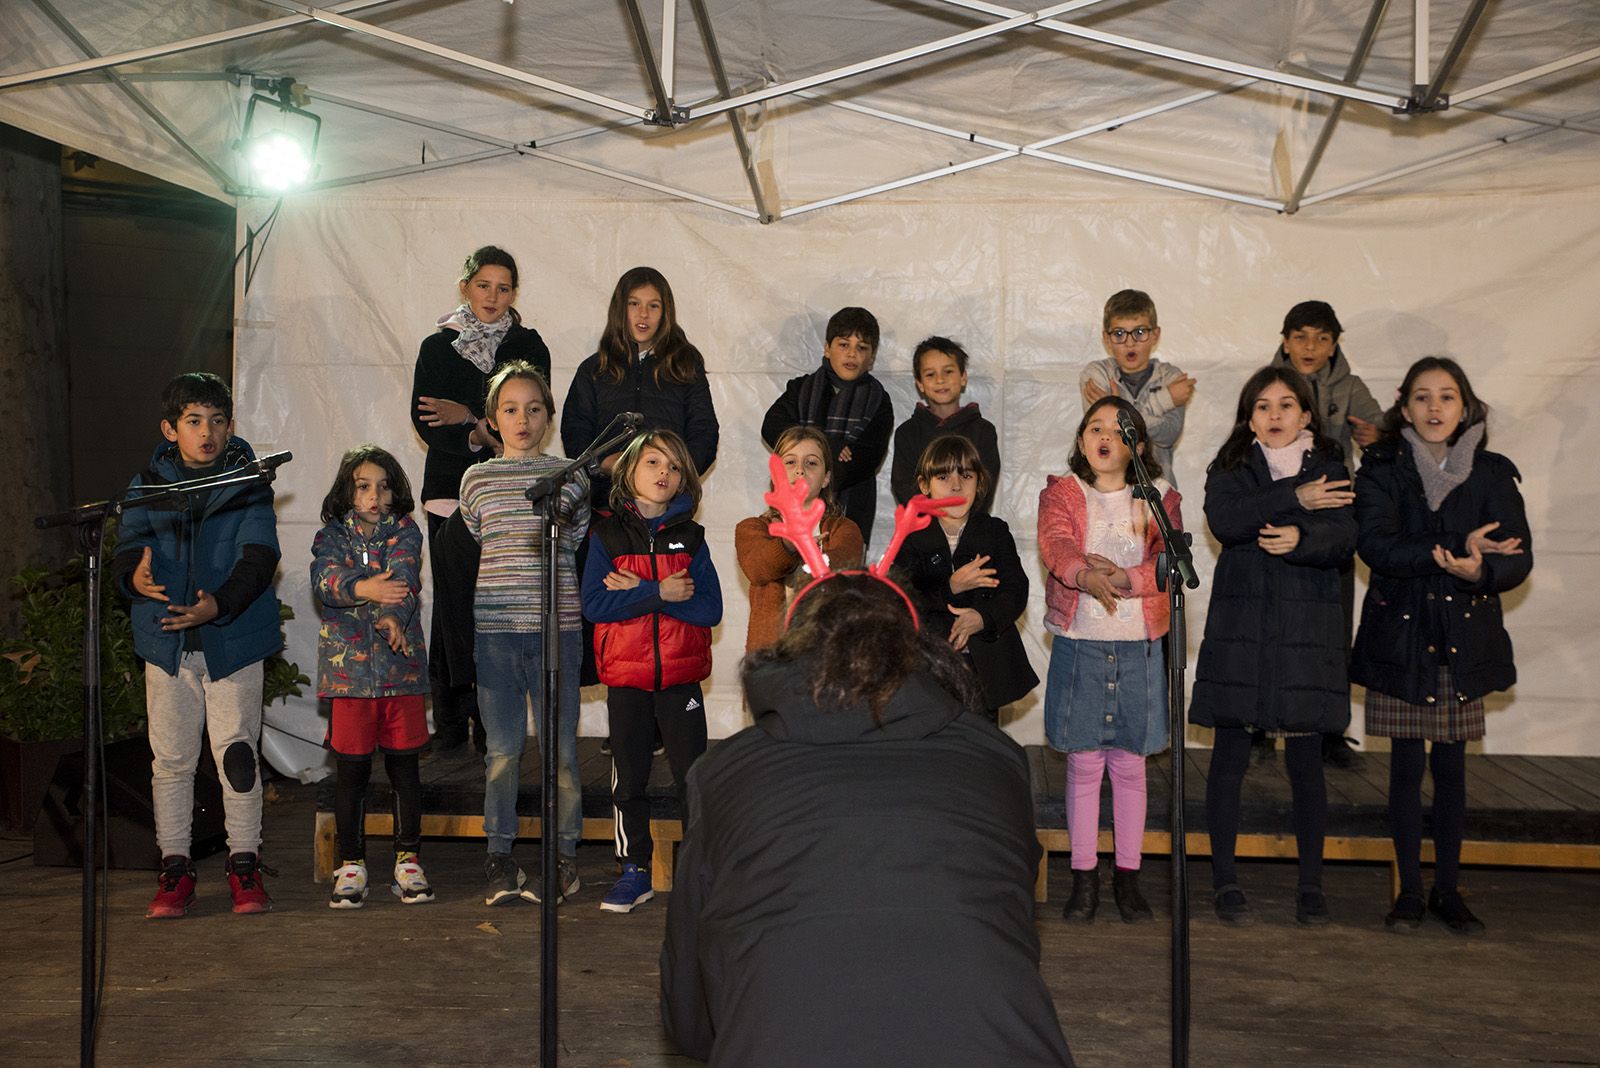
[1067, 749, 1147, 871]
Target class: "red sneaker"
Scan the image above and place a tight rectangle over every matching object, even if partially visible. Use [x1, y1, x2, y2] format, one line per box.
[146, 855, 196, 919]
[226, 852, 273, 914]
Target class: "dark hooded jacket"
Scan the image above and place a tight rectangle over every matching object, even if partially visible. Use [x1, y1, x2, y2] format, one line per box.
[890, 402, 1002, 506]
[660, 659, 1074, 1068]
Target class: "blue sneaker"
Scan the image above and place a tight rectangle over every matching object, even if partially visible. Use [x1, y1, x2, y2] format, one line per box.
[600, 863, 654, 913]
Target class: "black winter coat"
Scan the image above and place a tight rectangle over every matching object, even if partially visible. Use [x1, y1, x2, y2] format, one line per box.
[890, 402, 1002, 506]
[660, 659, 1074, 1068]
[409, 323, 550, 504]
[897, 514, 1039, 709]
[1189, 447, 1357, 732]
[560, 351, 719, 510]
[760, 372, 893, 492]
[1349, 439, 1531, 705]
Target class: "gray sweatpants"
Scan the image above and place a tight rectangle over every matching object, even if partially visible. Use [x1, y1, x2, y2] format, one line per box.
[145, 652, 264, 857]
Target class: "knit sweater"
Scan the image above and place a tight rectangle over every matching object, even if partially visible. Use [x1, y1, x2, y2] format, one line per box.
[734, 513, 864, 652]
[458, 455, 590, 632]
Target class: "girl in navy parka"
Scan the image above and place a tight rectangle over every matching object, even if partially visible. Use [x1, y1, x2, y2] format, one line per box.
[311, 445, 431, 909]
[582, 429, 722, 914]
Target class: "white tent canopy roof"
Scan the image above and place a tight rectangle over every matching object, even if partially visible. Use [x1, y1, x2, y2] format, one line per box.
[3, 0, 1598, 217]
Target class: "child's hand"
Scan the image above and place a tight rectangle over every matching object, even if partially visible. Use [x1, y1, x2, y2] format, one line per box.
[1082, 552, 1130, 590]
[375, 616, 410, 656]
[658, 568, 694, 602]
[1432, 541, 1484, 583]
[132, 546, 169, 602]
[468, 417, 497, 451]
[1258, 524, 1301, 555]
[1295, 475, 1355, 511]
[946, 605, 984, 652]
[837, 446, 853, 464]
[162, 590, 219, 631]
[417, 396, 472, 428]
[1465, 521, 1524, 558]
[1347, 414, 1380, 447]
[1083, 378, 1115, 405]
[603, 568, 643, 591]
[1078, 568, 1121, 614]
[1167, 374, 1197, 407]
[949, 554, 999, 594]
[355, 569, 410, 606]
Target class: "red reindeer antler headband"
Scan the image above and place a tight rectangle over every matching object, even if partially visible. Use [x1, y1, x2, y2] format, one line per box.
[764, 452, 962, 630]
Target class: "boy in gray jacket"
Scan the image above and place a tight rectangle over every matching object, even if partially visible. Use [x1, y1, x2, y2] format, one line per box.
[1080, 289, 1196, 487]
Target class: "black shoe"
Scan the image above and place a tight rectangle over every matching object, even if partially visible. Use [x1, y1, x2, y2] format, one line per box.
[432, 728, 469, 755]
[1428, 887, 1485, 935]
[1385, 891, 1425, 932]
[1112, 868, 1154, 924]
[1214, 884, 1255, 926]
[1323, 734, 1364, 770]
[1249, 731, 1275, 767]
[1295, 886, 1331, 926]
[1061, 868, 1099, 923]
[472, 719, 488, 756]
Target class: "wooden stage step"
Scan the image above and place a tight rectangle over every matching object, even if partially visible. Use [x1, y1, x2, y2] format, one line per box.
[314, 741, 1600, 900]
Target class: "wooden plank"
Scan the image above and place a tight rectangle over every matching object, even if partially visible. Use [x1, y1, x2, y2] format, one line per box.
[1523, 755, 1600, 800]
[1471, 754, 1570, 810]
[1496, 754, 1600, 808]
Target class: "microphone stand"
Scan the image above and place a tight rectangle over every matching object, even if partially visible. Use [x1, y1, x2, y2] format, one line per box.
[523, 415, 640, 1068]
[1119, 422, 1198, 1068]
[35, 457, 289, 1068]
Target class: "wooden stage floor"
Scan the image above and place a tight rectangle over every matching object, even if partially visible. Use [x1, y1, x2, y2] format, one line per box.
[2, 756, 1599, 1067]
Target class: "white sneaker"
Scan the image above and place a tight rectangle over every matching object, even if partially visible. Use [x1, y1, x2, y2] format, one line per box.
[329, 861, 368, 909]
[392, 854, 435, 904]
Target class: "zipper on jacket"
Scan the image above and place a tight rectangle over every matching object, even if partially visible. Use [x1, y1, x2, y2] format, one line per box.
[648, 524, 663, 690]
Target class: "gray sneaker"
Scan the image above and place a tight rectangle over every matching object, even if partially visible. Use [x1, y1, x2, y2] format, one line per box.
[529, 857, 582, 905]
[484, 852, 527, 906]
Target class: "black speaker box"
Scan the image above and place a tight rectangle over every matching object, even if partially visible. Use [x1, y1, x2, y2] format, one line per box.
[33, 735, 226, 869]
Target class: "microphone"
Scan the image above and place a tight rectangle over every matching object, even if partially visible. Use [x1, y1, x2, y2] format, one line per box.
[252, 451, 293, 473]
[618, 412, 645, 432]
[1115, 407, 1140, 446]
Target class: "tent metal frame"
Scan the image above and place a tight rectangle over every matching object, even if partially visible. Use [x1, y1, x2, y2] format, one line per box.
[3, 0, 1596, 221]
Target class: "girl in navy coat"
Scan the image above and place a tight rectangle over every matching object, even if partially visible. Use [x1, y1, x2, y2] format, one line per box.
[1351, 357, 1530, 935]
[1189, 367, 1358, 927]
[896, 435, 1037, 717]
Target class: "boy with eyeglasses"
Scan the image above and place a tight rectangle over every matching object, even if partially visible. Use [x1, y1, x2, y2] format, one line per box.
[1080, 288, 1196, 487]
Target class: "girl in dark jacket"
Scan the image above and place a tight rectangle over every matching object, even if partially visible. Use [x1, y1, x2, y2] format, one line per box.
[409, 245, 551, 751]
[561, 266, 720, 511]
[1189, 367, 1358, 927]
[896, 435, 1037, 718]
[1350, 357, 1530, 935]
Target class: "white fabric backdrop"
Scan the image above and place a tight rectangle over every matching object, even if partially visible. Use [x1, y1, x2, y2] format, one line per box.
[234, 185, 1600, 780]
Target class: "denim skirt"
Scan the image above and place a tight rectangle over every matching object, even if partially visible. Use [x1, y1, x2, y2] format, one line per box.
[1043, 636, 1169, 756]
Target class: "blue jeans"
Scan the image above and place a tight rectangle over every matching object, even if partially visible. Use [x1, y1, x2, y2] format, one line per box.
[474, 629, 583, 857]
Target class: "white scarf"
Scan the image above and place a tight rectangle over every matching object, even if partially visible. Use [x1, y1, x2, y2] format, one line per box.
[437, 303, 513, 373]
[1259, 429, 1313, 481]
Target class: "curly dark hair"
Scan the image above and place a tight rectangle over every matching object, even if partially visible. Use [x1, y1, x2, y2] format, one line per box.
[742, 573, 985, 723]
[1377, 355, 1490, 450]
[321, 444, 415, 523]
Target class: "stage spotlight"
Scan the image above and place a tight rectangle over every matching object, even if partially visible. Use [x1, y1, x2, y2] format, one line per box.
[239, 82, 320, 193]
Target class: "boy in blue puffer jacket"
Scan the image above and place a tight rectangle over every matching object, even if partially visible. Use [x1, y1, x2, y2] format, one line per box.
[114, 373, 282, 918]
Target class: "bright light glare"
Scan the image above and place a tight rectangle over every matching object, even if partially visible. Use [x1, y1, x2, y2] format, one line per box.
[246, 130, 312, 191]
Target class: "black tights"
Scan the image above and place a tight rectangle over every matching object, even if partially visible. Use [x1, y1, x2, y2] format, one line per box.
[1207, 727, 1327, 891]
[1389, 739, 1467, 896]
[335, 753, 423, 861]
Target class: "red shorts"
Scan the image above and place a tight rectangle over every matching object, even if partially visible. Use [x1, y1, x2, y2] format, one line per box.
[327, 695, 429, 757]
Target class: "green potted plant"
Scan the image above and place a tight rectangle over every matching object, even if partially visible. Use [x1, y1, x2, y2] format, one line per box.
[0, 523, 306, 832]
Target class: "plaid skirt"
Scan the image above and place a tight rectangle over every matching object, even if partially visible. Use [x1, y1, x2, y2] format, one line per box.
[1365, 665, 1485, 742]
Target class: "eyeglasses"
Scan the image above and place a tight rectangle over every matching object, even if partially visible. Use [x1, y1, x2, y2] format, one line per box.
[1105, 326, 1154, 343]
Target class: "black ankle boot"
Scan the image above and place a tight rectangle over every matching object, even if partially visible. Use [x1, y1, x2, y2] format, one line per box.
[1112, 868, 1154, 923]
[1061, 868, 1099, 923]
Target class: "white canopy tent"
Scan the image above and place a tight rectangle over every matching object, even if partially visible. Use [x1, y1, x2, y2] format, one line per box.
[4, 1, 1598, 779]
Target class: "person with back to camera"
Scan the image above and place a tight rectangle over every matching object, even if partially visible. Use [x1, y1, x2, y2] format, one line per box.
[1080, 288, 1196, 488]
[116, 372, 282, 917]
[1350, 357, 1531, 935]
[735, 425, 864, 653]
[761, 306, 894, 546]
[1268, 299, 1387, 771]
[660, 462, 1074, 1066]
[1188, 366, 1357, 928]
[410, 245, 551, 755]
